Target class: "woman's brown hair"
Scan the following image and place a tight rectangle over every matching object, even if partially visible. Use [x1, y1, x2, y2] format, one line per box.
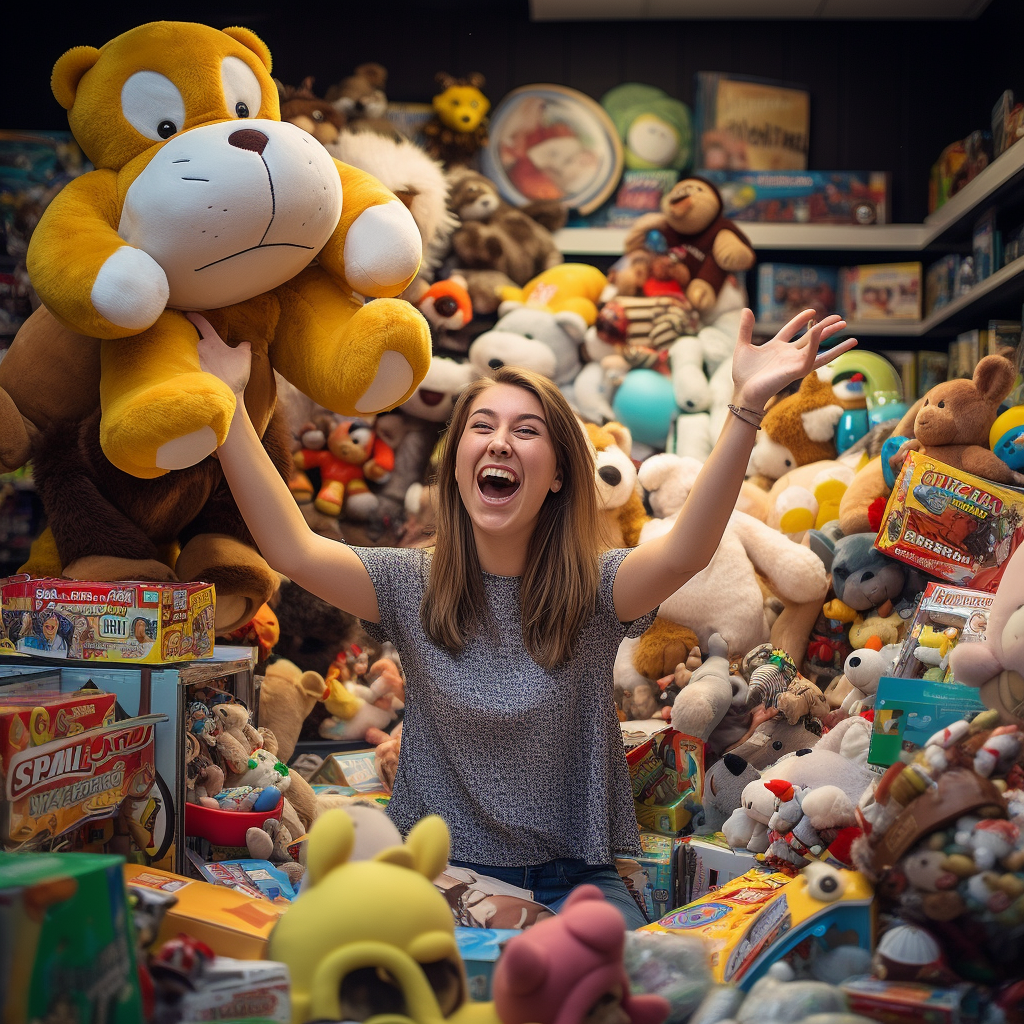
[421, 366, 602, 669]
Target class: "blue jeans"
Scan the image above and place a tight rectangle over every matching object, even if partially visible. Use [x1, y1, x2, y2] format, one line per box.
[449, 858, 649, 931]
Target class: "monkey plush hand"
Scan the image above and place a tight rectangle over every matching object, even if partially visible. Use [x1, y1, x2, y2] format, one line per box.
[623, 176, 755, 312]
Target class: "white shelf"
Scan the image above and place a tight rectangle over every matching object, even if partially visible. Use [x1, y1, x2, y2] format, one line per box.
[755, 254, 1024, 338]
[554, 139, 1024, 257]
[554, 223, 931, 255]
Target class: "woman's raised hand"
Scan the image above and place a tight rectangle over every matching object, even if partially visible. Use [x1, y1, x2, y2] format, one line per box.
[731, 307, 857, 411]
[191, 312, 251, 399]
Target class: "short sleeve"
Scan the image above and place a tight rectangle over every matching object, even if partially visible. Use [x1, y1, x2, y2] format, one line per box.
[599, 548, 659, 639]
[349, 545, 430, 645]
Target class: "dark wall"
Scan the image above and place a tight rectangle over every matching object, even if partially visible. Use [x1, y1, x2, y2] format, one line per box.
[7, 0, 1023, 223]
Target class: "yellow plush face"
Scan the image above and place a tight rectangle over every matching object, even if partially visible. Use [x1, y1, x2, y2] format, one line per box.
[54, 21, 281, 170]
[432, 85, 490, 133]
[51, 21, 345, 312]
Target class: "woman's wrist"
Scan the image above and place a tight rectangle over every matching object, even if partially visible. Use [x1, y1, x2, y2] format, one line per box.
[730, 388, 768, 416]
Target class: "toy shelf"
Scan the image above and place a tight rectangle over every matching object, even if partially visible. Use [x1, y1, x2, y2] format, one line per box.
[755, 253, 1024, 341]
[554, 139, 1024, 256]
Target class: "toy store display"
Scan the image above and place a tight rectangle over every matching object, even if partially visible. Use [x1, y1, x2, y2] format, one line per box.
[839, 263, 923, 322]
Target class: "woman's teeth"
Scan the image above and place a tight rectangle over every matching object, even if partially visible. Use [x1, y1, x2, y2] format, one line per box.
[478, 467, 520, 498]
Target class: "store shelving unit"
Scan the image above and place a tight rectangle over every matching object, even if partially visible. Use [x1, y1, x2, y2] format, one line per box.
[553, 140, 1024, 342]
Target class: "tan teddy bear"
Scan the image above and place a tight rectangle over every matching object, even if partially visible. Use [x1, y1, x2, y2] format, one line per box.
[584, 421, 649, 550]
[259, 659, 329, 764]
[748, 372, 845, 489]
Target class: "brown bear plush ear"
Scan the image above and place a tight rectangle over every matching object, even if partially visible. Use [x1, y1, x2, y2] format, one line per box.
[467, 72, 487, 90]
[52, 46, 101, 110]
[972, 353, 1016, 405]
[222, 26, 273, 73]
[435, 71, 458, 90]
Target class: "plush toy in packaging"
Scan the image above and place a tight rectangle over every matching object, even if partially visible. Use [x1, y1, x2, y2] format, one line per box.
[24, 21, 430, 482]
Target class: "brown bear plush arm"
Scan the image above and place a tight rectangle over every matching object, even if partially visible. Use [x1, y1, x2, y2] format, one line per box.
[711, 227, 756, 273]
[623, 212, 671, 253]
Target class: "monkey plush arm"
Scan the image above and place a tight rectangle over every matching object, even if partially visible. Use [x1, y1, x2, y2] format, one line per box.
[711, 228, 756, 273]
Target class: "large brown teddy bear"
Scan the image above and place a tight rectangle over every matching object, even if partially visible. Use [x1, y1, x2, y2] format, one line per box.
[24, 21, 430, 481]
[839, 354, 1023, 536]
[623, 176, 755, 312]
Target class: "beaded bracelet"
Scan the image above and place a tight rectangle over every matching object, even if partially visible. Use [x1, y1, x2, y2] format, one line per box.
[728, 404, 765, 428]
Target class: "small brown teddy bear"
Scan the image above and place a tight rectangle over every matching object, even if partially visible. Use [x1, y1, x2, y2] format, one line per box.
[258, 658, 330, 764]
[622, 176, 756, 311]
[890, 354, 1024, 487]
[445, 167, 566, 309]
[325, 62, 401, 138]
[277, 76, 346, 145]
[839, 352, 1024, 536]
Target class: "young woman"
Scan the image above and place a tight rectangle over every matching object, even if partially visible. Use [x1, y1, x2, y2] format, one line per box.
[195, 306, 855, 929]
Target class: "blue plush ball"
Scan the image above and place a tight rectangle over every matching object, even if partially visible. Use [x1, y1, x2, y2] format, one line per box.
[253, 785, 282, 812]
[836, 408, 869, 454]
[612, 369, 678, 448]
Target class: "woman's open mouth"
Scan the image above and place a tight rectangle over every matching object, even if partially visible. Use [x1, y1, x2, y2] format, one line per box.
[477, 466, 521, 502]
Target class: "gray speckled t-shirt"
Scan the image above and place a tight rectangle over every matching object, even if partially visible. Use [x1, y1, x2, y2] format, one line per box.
[353, 545, 656, 867]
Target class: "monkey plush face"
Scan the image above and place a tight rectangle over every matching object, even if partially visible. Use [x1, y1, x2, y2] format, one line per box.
[660, 177, 724, 235]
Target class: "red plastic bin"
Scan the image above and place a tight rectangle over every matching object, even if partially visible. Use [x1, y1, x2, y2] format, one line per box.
[184, 797, 283, 847]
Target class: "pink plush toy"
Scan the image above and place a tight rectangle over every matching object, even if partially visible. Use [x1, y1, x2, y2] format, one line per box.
[949, 542, 1024, 727]
[492, 886, 670, 1024]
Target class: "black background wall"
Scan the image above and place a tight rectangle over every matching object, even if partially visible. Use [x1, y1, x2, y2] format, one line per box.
[5, 0, 1024, 224]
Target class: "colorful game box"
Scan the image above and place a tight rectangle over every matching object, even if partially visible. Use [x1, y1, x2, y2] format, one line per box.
[875, 450, 1024, 591]
[841, 977, 980, 1024]
[701, 169, 889, 224]
[892, 583, 995, 682]
[756, 264, 839, 323]
[642, 867, 874, 988]
[1, 577, 215, 663]
[869, 677, 987, 767]
[0, 850, 143, 1023]
[627, 728, 704, 836]
[839, 262, 922, 321]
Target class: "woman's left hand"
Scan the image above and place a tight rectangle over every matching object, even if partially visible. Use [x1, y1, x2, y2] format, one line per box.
[731, 307, 857, 411]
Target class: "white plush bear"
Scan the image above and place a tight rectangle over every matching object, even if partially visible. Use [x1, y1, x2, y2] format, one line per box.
[637, 452, 828, 661]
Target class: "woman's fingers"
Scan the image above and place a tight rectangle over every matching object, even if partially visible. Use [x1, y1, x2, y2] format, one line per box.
[775, 307, 818, 343]
[812, 336, 859, 370]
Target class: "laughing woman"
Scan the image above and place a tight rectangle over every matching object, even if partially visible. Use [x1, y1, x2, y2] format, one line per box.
[195, 306, 854, 928]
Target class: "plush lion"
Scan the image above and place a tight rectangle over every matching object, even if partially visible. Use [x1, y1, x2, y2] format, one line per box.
[24, 21, 431, 481]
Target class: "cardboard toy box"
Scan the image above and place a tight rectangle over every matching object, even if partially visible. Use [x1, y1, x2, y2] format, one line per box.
[0, 850, 143, 1024]
[674, 834, 761, 905]
[618, 830, 677, 922]
[1, 577, 215, 663]
[700, 169, 889, 225]
[123, 862, 287, 959]
[627, 728, 704, 837]
[455, 928, 520, 1002]
[0, 688, 162, 851]
[757, 263, 839, 323]
[875, 450, 1024, 591]
[841, 977, 980, 1024]
[839, 262, 922, 321]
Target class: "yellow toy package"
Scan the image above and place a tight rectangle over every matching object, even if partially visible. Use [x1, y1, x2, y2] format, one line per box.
[1, 578, 215, 663]
[626, 728, 704, 836]
[875, 451, 1024, 591]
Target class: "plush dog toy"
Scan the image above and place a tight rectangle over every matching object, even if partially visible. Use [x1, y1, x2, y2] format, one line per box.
[25, 21, 430, 480]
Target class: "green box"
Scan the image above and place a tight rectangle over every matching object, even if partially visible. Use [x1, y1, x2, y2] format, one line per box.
[869, 677, 987, 767]
[0, 851, 142, 1023]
